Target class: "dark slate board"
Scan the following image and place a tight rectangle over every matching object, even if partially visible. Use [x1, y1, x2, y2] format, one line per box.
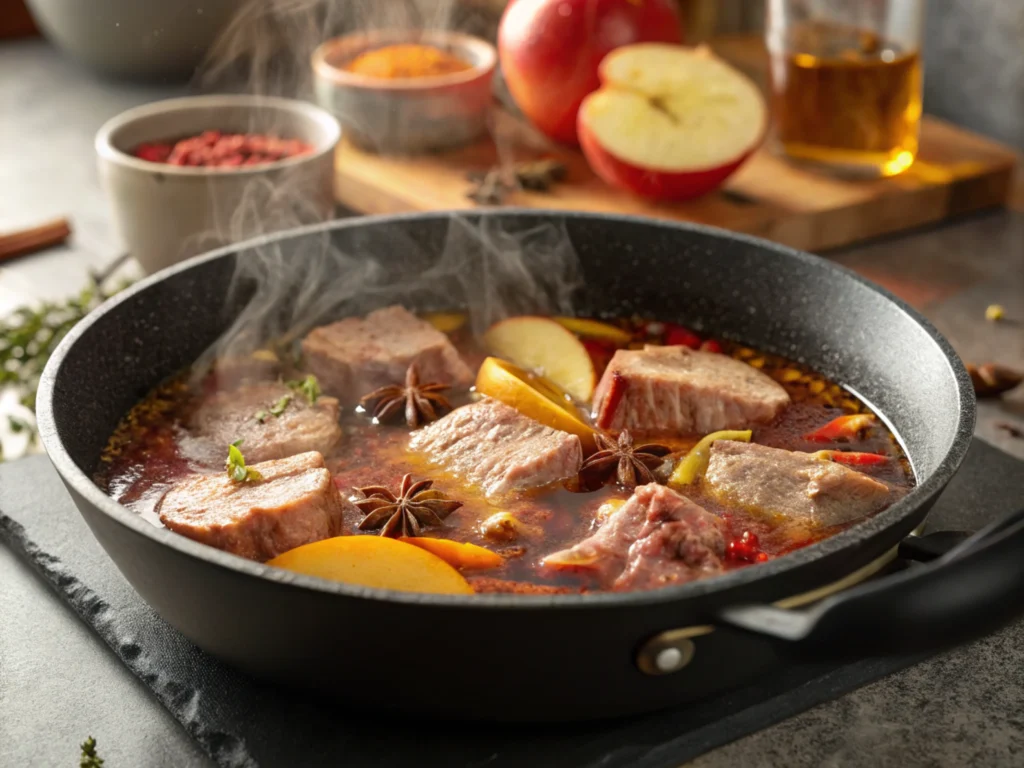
[2, 439, 1023, 768]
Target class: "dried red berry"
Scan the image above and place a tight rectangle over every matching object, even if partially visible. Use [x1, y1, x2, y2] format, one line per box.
[132, 131, 314, 168]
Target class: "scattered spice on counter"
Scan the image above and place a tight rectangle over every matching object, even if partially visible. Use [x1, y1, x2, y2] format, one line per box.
[132, 131, 314, 168]
[997, 422, 1023, 439]
[985, 304, 1006, 322]
[466, 159, 568, 205]
[967, 362, 1024, 398]
[344, 43, 472, 79]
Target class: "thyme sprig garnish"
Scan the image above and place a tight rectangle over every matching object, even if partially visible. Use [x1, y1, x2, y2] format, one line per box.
[287, 374, 321, 405]
[255, 394, 292, 423]
[226, 439, 263, 483]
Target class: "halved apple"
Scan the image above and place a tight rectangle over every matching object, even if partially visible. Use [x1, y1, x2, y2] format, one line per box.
[475, 356, 597, 452]
[483, 316, 597, 402]
[578, 44, 767, 200]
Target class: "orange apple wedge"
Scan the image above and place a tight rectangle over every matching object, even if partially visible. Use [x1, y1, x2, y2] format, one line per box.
[421, 312, 467, 333]
[578, 44, 767, 200]
[483, 316, 597, 402]
[475, 356, 598, 452]
[399, 537, 505, 571]
[554, 316, 633, 345]
[268, 536, 473, 595]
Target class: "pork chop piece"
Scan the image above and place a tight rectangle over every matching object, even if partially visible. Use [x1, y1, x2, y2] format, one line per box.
[592, 345, 790, 434]
[301, 305, 474, 403]
[187, 382, 342, 466]
[542, 484, 726, 591]
[704, 440, 891, 528]
[158, 451, 352, 561]
[408, 397, 583, 497]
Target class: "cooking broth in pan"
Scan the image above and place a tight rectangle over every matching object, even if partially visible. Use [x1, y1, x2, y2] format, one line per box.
[96, 310, 914, 595]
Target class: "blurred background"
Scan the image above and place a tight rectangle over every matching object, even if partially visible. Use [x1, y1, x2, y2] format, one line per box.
[3, 0, 1022, 150]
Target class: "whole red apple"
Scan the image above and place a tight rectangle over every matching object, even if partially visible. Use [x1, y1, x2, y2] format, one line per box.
[499, 0, 682, 145]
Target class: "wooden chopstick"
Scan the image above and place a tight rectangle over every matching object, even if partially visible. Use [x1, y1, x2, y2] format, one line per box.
[0, 217, 72, 263]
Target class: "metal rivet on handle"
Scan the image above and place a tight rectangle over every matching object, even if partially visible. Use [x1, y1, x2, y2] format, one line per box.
[636, 626, 714, 676]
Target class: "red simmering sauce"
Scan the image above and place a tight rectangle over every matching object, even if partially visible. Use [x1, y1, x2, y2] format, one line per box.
[95, 315, 915, 595]
[132, 130, 314, 168]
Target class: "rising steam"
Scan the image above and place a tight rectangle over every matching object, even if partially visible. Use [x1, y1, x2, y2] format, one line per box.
[190, 0, 581, 381]
[194, 209, 584, 376]
[197, 0, 499, 99]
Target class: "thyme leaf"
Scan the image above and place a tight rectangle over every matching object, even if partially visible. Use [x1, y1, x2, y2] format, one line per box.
[287, 374, 321, 405]
[1, 266, 133, 457]
[226, 439, 263, 483]
[80, 736, 104, 767]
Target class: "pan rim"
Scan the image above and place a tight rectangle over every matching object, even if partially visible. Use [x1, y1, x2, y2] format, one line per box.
[35, 209, 977, 611]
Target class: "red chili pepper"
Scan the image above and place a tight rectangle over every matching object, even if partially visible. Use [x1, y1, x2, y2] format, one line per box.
[814, 450, 889, 466]
[699, 339, 723, 354]
[803, 413, 876, 442]
[664, 323, 701, 349]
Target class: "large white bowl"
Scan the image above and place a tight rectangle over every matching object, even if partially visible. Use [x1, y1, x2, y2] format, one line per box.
[95, 95, 341, 275]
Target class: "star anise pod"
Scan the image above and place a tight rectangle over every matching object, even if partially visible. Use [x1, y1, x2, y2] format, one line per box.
[353, 474, 463, 538]
[358, 363, 453, 428]
[579, 430, 672, 490]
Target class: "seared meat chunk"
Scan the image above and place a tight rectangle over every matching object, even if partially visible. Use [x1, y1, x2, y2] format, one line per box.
[543, 484, 725, 591]
[158, 452, 351, 561]
[301, 305, 474, 403]
[704, 440, 890, 528]
[592, 345, 790, 434]
[187, 382, 342, 465]
[409, 397, 582, 497]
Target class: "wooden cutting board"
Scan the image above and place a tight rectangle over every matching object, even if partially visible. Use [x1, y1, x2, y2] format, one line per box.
[334, 36, 1018, 252]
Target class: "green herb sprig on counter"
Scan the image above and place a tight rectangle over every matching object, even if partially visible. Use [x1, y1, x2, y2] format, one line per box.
[226, 439, 263, 483]
[287, 374, 321, 405]
[0, 259, 133, 453]
[80, 736, 104, 767]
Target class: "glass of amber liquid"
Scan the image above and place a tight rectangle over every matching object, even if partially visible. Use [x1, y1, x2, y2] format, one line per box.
[766, 0, 924, 178]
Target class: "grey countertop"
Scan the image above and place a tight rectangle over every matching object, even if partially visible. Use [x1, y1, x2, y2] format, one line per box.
[2, 38, 1023, 768]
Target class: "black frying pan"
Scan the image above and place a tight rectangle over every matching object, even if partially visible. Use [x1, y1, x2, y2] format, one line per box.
[35, 211, 1024, 721]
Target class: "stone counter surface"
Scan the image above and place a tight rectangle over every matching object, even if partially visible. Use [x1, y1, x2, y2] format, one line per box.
[2, 39, 1023, 767]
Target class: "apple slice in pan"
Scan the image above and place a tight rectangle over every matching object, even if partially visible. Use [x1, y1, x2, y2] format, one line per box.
[483, 316, 597, 403]
[578, 44, 767, 201]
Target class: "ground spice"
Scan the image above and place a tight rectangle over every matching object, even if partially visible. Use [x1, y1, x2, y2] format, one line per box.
[132, 131, 313, 168]
[344, 43, 471, 79]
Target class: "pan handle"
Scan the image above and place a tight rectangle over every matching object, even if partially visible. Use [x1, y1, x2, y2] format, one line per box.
[716, 507, 1024, 660]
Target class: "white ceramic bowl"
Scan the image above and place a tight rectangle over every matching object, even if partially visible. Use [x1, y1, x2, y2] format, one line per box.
[311, 30, 496, 154]
[95, 95, 341, 275]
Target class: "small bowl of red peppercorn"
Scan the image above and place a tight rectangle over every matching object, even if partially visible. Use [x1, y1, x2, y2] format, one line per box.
[95, 95, 341, 275]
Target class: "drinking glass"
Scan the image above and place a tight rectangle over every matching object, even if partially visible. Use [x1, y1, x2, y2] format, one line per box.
[765, 0, 925, 177]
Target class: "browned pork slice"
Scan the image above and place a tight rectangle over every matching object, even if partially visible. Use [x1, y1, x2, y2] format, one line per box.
[592, 345, 790, 434]
[542, 484, 726, 591]
[301, 305, 474, 402]
[187, 382, 342, 466]
[158, 452, 352, 561]
[704, 440, 891, 528]
[408, 397, 582, 497]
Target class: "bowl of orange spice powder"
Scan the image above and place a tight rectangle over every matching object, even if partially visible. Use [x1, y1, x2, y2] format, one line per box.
[312, 30, 497, 154]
